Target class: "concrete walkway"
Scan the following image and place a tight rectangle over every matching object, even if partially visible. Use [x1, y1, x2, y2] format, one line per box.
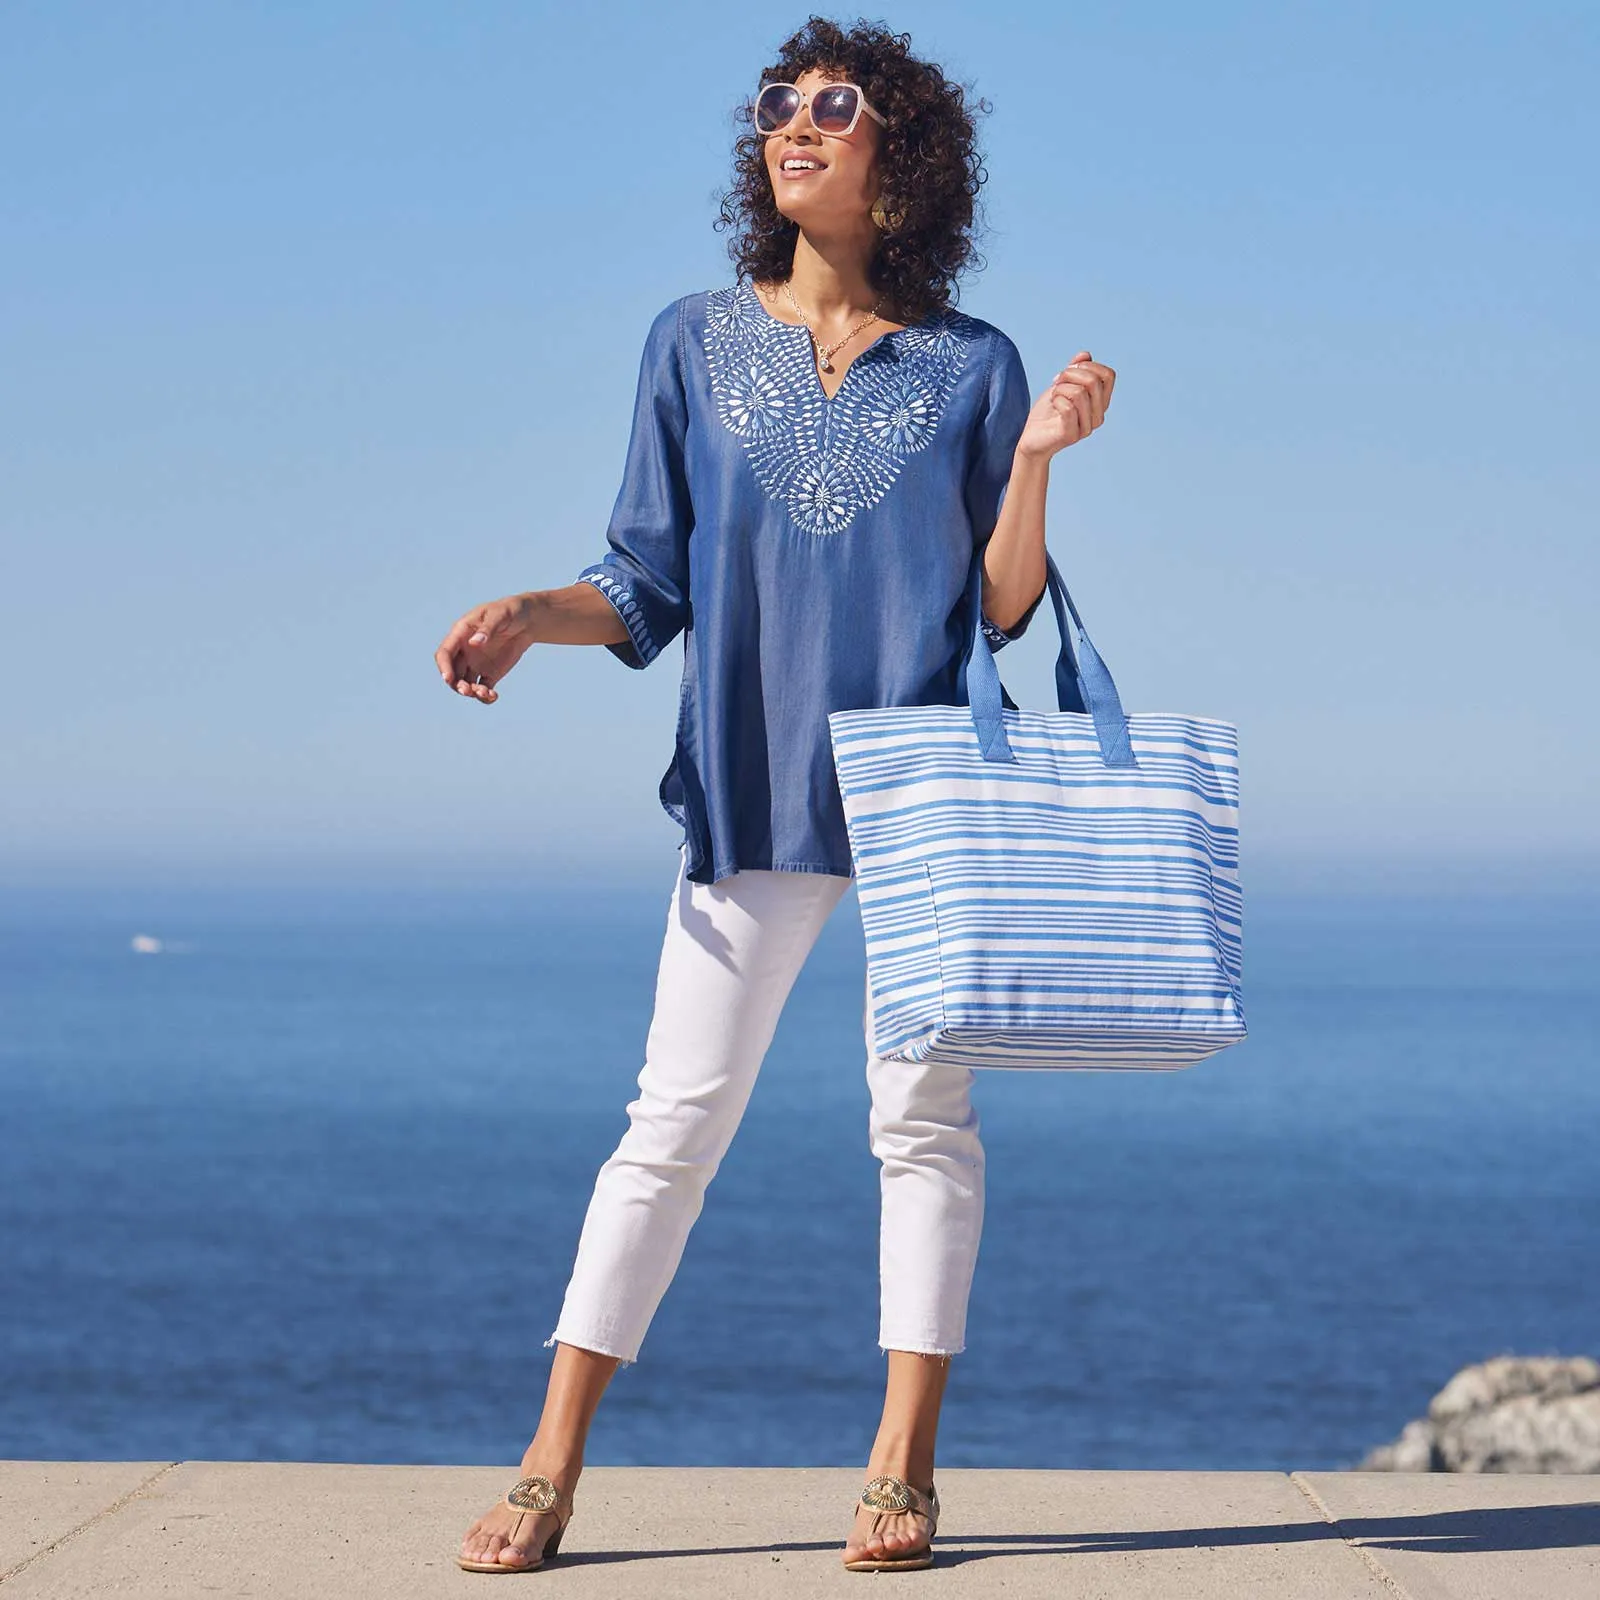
[2, 1462, 1597, 1598]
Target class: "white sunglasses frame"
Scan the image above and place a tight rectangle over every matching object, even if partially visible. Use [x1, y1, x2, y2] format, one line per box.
[753, 80, 889, 138]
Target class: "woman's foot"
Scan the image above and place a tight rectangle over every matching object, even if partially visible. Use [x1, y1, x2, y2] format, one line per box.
[458, 1447, 578, 1572]
[842, 1469, 937, 1567]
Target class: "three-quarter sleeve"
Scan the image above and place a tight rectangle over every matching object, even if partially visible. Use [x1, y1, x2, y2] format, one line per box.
[575, 299, 695, 669]
[966, 329, 1045, 651]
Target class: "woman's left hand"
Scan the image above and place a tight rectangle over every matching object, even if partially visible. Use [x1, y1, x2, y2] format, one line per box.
[1017, 351, 1116, 461]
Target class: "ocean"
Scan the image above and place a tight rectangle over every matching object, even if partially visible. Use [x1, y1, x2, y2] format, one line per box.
[2, 874, 1595, 1472]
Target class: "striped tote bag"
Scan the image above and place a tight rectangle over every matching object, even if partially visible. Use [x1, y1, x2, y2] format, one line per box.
[827, 549, 1247, 1072]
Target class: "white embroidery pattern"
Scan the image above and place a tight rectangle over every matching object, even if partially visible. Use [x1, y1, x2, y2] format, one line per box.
[703, 279, 978, 536]
[577, 566, 658, 666]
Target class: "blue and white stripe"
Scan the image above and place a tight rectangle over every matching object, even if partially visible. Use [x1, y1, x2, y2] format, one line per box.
[827, 703, 1247, 1071]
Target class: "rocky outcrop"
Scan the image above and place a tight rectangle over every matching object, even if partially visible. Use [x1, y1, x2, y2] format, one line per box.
[1358, 1355, 1600, 1472]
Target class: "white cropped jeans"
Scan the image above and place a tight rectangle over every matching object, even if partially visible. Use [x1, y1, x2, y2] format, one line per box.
[546, 848, 986, 1365]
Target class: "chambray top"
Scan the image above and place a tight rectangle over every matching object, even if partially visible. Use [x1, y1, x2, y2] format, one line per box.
[576, 276, 1042, 886]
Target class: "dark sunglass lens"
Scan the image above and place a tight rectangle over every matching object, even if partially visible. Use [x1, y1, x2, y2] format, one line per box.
[756, 84, 801, 133]
[811, 85, 859, 132]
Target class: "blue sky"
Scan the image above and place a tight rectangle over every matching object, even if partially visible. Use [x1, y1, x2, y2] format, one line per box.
[2, 1, 1594, 896]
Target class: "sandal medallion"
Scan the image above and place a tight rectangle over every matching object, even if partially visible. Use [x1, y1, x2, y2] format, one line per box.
[507, 1473, 561, 1513]
[861, 1475, 915, 1512]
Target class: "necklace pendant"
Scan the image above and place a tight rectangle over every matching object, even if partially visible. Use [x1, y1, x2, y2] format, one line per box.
[818, 355, 834, 372]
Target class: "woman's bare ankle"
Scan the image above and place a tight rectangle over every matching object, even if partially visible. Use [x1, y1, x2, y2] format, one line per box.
[865, 1450, 935, 1493]
[519, 1438, 584, 1489]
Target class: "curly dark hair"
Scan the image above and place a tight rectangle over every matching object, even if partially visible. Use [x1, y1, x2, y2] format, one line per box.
[713, 15, 993, 325]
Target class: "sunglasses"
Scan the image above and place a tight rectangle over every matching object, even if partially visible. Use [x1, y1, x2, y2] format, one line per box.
[754, 80, 888, 138]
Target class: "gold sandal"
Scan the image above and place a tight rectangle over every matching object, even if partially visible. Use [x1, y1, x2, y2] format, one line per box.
[456, 1472, 575, 1574]
[843, 1473, 939, 1571]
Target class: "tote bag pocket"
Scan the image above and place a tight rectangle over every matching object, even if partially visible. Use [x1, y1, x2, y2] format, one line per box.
[829, 550, 1247, 1073]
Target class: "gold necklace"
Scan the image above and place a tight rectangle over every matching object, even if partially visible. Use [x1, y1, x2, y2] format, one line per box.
[780, 280, 885, 373]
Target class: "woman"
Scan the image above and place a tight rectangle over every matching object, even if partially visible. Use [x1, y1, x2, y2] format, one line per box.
[440, 17, 1113, 1575]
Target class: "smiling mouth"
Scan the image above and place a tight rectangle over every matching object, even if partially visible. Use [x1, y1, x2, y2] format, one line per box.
[778, 156, 827, 175]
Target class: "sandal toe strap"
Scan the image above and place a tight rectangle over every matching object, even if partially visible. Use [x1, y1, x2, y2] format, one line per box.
[859, 1474, 938, 1530]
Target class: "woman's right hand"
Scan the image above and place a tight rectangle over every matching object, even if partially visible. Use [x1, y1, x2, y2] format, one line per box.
[434, 593, 538, 705]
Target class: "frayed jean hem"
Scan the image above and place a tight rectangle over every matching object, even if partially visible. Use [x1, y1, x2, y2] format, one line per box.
[544, 1330, 638, 1370]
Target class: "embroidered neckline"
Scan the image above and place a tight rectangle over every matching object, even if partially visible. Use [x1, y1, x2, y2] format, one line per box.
[703, 280, 979, 536]
[741, 279, 933, 393]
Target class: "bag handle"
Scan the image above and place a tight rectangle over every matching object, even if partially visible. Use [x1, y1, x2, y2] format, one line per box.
[965, 547, 1139, 768]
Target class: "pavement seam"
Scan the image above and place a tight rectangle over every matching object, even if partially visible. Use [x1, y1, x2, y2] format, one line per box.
[0, 1462, 182, 1586]
[1288, 1471, 1415, 1600]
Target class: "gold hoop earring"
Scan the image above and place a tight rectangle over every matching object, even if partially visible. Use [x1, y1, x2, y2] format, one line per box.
[870, 194, 904, 232]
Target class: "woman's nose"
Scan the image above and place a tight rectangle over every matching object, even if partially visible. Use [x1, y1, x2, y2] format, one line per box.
[786, 98, 821, 139]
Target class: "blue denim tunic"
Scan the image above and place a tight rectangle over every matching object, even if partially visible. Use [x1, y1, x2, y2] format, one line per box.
[576, 277, 1043, 886]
